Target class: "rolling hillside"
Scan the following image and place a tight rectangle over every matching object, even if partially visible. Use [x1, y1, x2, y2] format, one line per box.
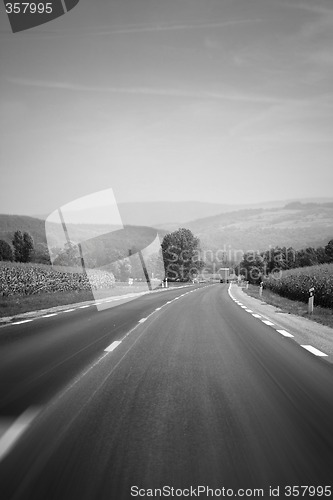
[182, 203, 333, 253]
[0, 214, 167, 260]
[0, 215, 48, 247]
[1, 201, 333, 260]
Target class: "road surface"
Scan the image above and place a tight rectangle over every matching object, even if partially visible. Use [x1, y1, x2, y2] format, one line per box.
[0, 283, 332, 499]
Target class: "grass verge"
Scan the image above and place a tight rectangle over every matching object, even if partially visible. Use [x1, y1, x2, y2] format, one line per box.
[242, 284, 333, 329]
[0, 282, 191, 318]
[0, 290, 95, 318]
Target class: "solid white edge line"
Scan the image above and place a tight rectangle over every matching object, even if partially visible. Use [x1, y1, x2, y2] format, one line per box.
[301, 345, 328, 357]
[262, 320, 275, 326]
[104, 341, 122, 352]
[277, 329, 294, 338]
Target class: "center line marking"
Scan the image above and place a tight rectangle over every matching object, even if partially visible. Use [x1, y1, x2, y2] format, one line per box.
[301, 345, 328, 357]
[0, 407, 40, 462]
[104, 341, 122, 352]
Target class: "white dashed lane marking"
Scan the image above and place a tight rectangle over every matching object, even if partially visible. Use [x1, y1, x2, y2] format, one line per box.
[11, 319, 33, 325]
[41, 313, 58, 318]
[104, 341, 122, 353]
[301, 345, 328, 357]
[277, 329, 294, 338]
[229, 284, 330, 359]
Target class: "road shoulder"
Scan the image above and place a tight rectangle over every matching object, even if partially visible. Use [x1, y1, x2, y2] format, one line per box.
[230, 283, 333, 361]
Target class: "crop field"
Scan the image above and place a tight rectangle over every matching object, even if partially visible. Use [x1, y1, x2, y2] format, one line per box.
[0, 261, 115, 297]
[264, 263, 333, 309]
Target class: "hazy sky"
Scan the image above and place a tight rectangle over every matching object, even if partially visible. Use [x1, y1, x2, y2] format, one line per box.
[1, 0, 333, 215]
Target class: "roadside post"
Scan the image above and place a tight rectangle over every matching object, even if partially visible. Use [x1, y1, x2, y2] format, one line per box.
[259, 281, 263, 297]
[308, 287, 315, 315]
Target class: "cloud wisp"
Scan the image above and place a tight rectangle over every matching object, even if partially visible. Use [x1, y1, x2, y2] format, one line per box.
[93, 18, 262, 36]
[7, 77, 301, 106]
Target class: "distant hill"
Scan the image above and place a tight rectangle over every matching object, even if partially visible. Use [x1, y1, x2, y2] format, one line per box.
[33, 197, 333, 226]
[178, 203, 333, 253]
[0, 214, 167, 258]
[1, 200, 333, 259]
[0, 214, 48, 247]
[112, 198, 333, 226]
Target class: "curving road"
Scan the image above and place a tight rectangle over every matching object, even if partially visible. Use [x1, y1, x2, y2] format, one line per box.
[0, 284, 333, 499]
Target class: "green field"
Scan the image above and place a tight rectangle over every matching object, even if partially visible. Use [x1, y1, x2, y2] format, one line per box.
[0, 261, 185, 318]
[264, 263, 333, 309]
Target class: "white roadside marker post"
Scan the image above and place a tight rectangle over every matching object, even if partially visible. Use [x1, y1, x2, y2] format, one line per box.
[308, 287, 315, 315]
[259, 281, 263, 297]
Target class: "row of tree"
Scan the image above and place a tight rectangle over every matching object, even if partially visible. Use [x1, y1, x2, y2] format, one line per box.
[4, 226, 331, 285]
[0, 227, 205, 283]
[0, 231, 34, 263]
[237, 239, 333, 283]
[0, 231, 52, 265]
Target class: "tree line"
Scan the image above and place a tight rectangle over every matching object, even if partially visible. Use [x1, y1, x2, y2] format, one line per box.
[0, 227, 205, 283]
[0, 231, 51, 265]
[3, 227, 331, 286]
[237, 239, 333, 283]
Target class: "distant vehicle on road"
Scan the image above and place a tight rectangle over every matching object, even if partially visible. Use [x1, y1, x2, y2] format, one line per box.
[219, 268, 230, 282]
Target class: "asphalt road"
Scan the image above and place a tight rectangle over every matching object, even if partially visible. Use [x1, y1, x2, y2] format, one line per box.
[0, 284, 333, 499]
